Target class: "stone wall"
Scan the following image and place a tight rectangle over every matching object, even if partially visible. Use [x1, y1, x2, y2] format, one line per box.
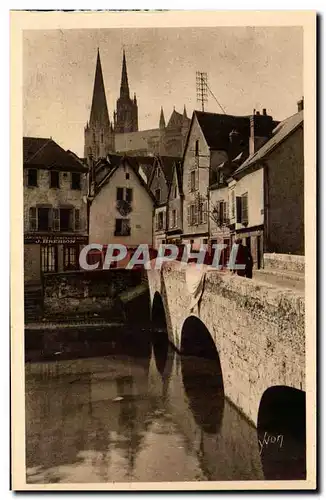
[147, 261, 305, 425]
[264, 253, 305, 274]
[43, 269, 143, 318]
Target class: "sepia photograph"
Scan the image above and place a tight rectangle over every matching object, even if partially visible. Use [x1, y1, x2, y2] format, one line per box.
[10, 10, 316, 491]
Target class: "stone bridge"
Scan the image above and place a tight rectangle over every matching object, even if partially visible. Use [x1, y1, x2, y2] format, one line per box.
[147, 261, 305, 428]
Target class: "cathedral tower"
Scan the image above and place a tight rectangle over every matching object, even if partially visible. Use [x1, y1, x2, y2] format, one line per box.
[84, 49, 115, 164]
[114, 50, 138, 133]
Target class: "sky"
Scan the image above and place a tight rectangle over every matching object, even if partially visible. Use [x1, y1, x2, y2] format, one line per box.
[23, 26, 303, 157]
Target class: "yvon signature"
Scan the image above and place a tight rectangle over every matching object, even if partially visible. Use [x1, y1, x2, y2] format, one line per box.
[259, 432, 284, 455]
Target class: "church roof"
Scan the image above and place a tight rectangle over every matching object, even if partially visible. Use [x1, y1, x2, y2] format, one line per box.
[166, 109, 190, 129]
[23, 137, 87, 172]
[89, 50, 110, 128]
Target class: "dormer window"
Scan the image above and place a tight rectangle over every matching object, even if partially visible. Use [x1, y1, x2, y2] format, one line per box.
[155, 189, 161, 203]
[195, 140, 199, 156]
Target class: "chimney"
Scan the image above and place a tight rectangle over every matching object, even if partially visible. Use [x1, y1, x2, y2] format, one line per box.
[256, 111, 260, 116]
[262, 108, 267, 116]
[249, 115, 255, 156]
[297, 97, 304, 112]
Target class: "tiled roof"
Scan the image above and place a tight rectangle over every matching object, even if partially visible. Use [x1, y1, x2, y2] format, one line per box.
[23, 137, 88, 172]
[233, 110, 303, 176]
[159, 156, 180, 185]
[194, 111, 250, 150]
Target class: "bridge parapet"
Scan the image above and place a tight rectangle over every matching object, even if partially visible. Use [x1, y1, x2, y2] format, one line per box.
[147, 262, 305, 425]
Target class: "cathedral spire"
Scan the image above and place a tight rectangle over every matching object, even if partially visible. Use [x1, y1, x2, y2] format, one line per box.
[89, 49, 110, 128]
[120, 49, 130, 99]
[183, 105, 188, 118]
[159, 107, 166, 129]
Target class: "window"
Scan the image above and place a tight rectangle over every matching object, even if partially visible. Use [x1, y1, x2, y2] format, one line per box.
[126, 172, 130, 180]
[199, 202, 208, 224]
[158, 212, 164, 230]
[126, 188, 133, 203]
[115, 219, 131, 236]
[38, 208, 51, 231]
[41, 245, 57, 273]
[156, 167, 161, 178]
[60, 208, 73, 231]
[71, 173, 81, 190]
[190, 170, 196, 192]
[241, 193, 249, 224]
[101, 132, 104, 143]
[155, 189, 161, 203]
[117, 187, 124, 201]
[64, 245, 78, 271]
[116, 187, 133, 203]
[195, 140, 199, 156]
[27, 169, 38, 187]
[50, 171, 60, 188]
[174, 185, 177, 199]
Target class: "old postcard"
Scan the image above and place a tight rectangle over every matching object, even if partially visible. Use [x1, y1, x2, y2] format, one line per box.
[10, 10, 316, 491]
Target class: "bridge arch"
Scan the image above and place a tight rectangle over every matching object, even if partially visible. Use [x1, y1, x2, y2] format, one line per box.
[180, 316, 225, 434]
[257, 385, 306, 480]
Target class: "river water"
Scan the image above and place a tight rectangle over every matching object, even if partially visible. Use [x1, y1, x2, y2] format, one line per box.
[25, 340, 304, 484]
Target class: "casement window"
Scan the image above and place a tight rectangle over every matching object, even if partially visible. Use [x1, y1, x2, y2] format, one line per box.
[241, 193, 249, 224]
[41, 245, 58, 273]
[64, 245, 78, 271]
[116, 187, 133, 203]
[115, 218, 131, 236]
[50, 171, 60, 188]
[71, 172, 81, 190]
[38, 207, 51, 231]
[27, 169, 38, 187]
[199, 201, 208, 224]
[155, 189, 161, 203]
[29, 207, 37, 231]
[60, 208, 73, 231]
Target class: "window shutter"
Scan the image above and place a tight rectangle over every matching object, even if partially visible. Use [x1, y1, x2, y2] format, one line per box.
[224, 201, 229, 223]
[187, 205, 191, 226]
[203, 201, 208, 224]
[74, 209, 80, 231]
[29, 207, 37, 231]
[236, 196, 242, 223]
[163, 211, 166, 230]
[241, 193, 248, 224]
[175, 210, 178, 227]
[155, 213, 158, 231]
[194, 204, 198, 225]
[53, 208, 60, 231]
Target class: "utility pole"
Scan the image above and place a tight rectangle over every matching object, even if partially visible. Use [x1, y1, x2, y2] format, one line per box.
[196, 71, 208, 112]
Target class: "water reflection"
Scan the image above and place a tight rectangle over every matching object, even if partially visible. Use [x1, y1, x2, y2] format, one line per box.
[257, 386, 306, 480]
[25, 332, 305, 483]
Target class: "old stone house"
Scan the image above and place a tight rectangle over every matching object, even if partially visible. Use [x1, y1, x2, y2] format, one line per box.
[166, 161, 184, 245]
[231, 104, 304, 262]
[23, 137, 89, 283]
[147, 156, 179, 248]
[89, 154, 156, 250]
